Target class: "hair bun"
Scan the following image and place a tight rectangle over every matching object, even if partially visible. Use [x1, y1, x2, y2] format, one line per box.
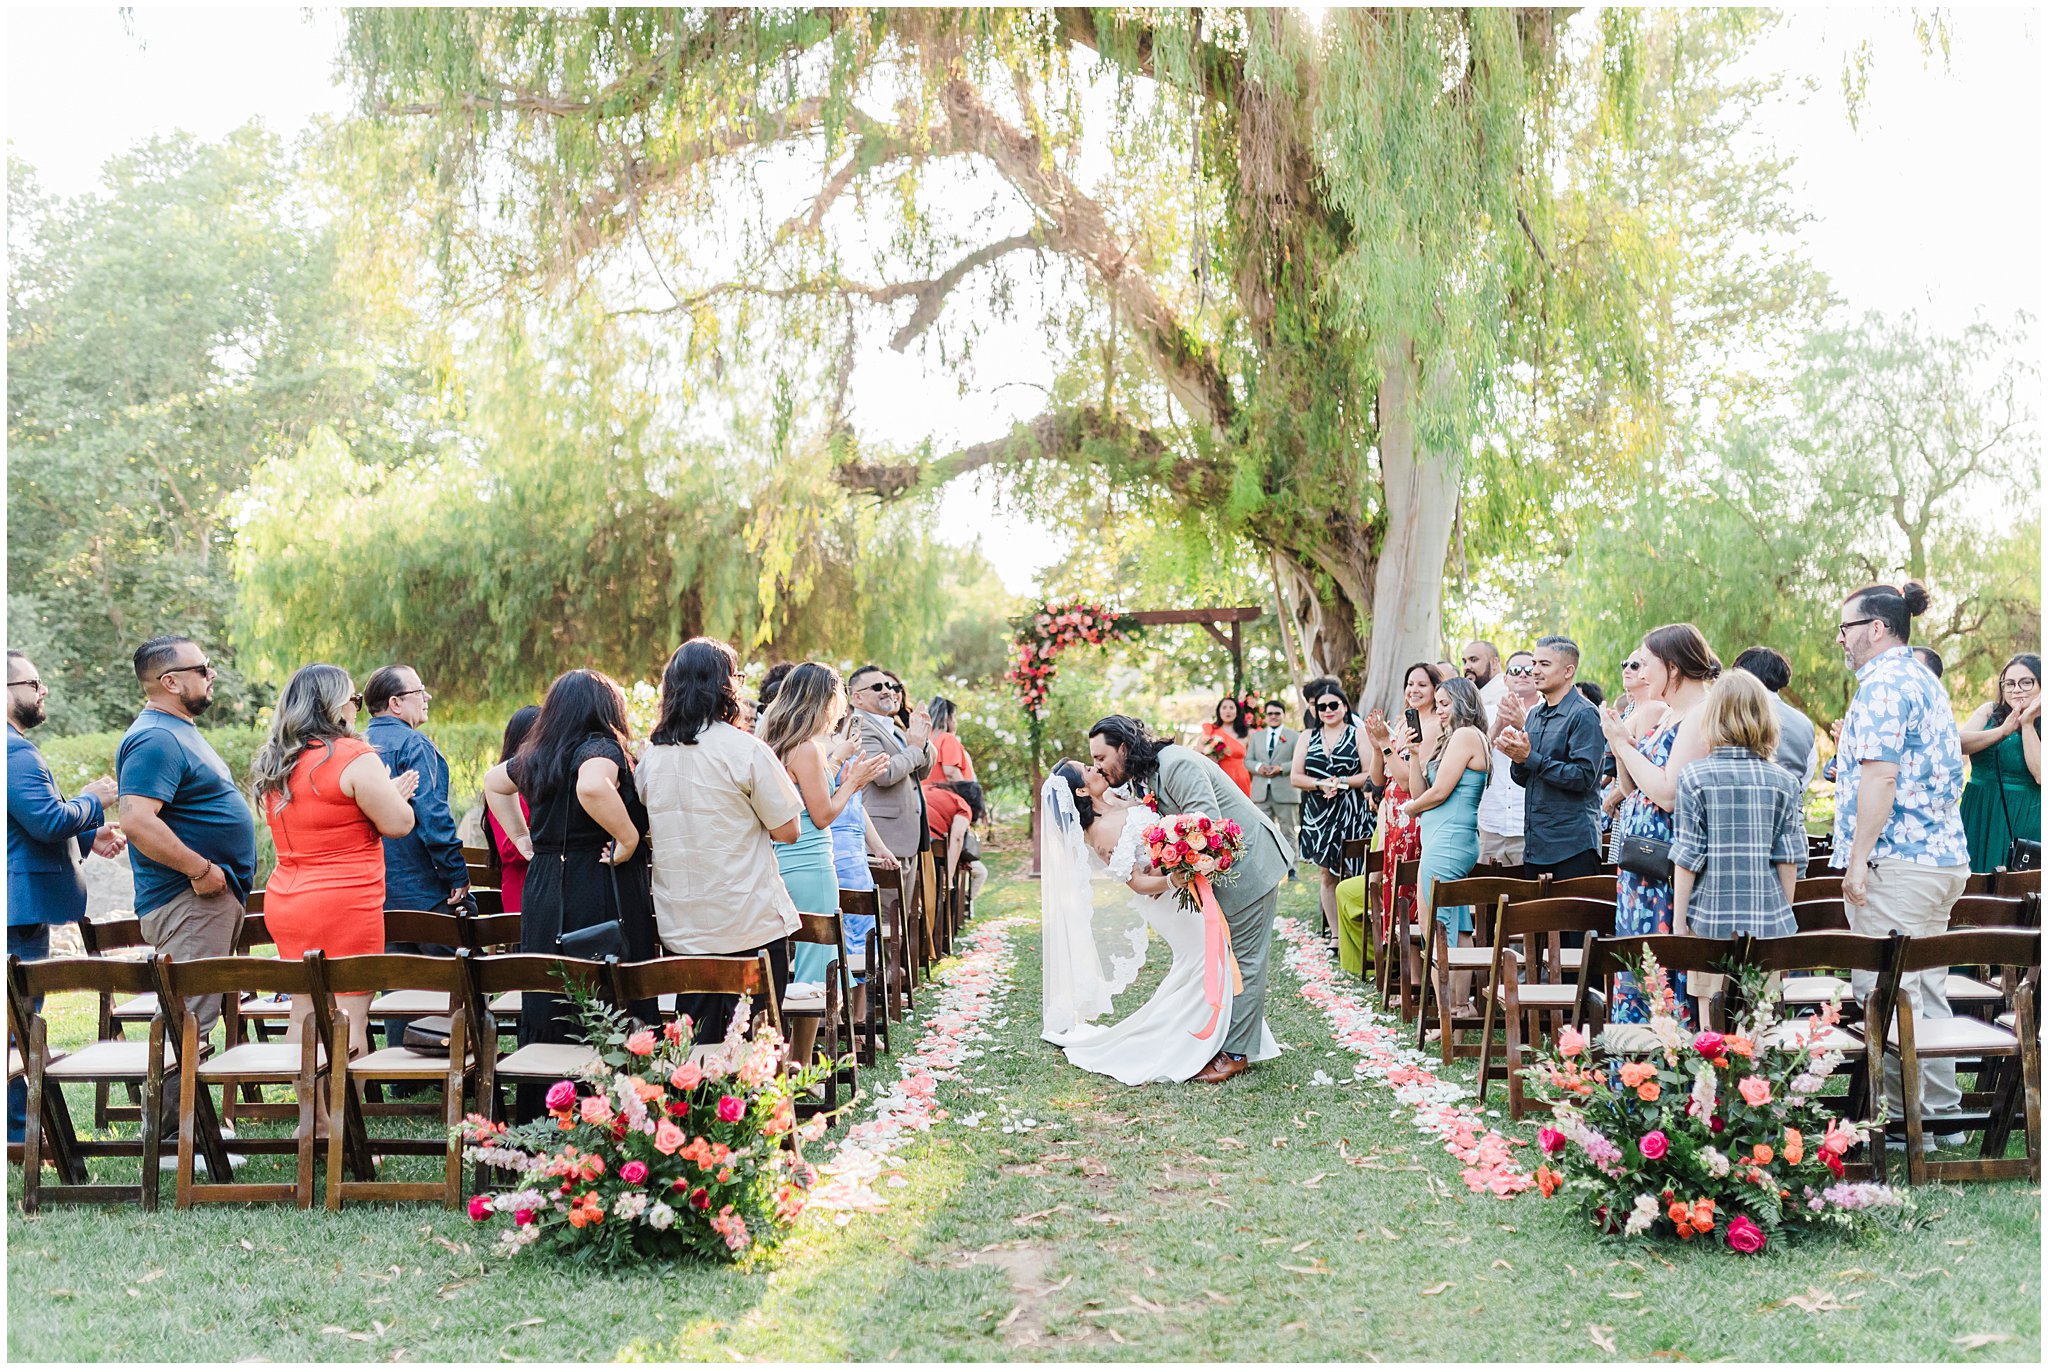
[1900, 580, 1931, 616]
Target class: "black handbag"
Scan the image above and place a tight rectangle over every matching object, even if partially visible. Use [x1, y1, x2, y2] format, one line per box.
[401, 1015, 453, 1056]
[546, 761, 636, 962]
[1616, 833, 1675, 884]
[1991, 739, 2042, 871]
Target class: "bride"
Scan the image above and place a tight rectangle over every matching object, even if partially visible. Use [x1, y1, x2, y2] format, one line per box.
[1039, 760, 1280, 1085]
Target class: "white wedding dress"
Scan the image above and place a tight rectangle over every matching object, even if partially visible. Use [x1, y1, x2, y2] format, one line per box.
[1039, 781, 1280, 1086]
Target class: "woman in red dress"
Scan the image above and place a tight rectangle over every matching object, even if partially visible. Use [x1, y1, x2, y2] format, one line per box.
[1363, 663, 1443, 939]
[484, 705, 541, 911]
[251, 664, 422, 1089]
[1202, 696, 1254, 796]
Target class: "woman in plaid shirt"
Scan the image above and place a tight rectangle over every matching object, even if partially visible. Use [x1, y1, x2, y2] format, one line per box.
[1670, 670, 1809, 939]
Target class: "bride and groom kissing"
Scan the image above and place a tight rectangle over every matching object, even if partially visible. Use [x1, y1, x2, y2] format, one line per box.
[1038, 715, 1295, 1085]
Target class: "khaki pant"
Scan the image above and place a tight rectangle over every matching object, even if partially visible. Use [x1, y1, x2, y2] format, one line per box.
[1848, 859, 1968, 1120]
[1479, 829, 1525, 867]
[1257, 798, 1299, 871]
[141, 887, 245, 1116]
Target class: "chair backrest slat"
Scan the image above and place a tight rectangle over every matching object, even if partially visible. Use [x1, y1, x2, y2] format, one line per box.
[1948, 895, 2033, 929]
[383, 908, 466, 948]
[1790, 899, 1851, 933]
[793, 911, 842, 946]
[1894, 928, 2041, 975]
[235, 912, 276, 954]
[838, 888, 879, 920]
[462, 952, 614, 999]
[13, 952, 158, 1000]
[315, 952, 469, 999]
[462, 913, 523, 953]
[1738, 931, 1896, 977]
[79, 915, 149, 956]
[1991, 867, 2041, 898]
[609, 953, 773, 1006]
[160, 953, 319, 1000]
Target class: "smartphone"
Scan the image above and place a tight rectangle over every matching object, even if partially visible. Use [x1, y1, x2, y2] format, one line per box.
[1404, 707, 1422, 740]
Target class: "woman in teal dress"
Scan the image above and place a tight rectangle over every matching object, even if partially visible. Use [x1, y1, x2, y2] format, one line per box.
[1959, 652, 2042, 873]
[755, 664, 892, 1055]
[1395, 678, 1491, 948]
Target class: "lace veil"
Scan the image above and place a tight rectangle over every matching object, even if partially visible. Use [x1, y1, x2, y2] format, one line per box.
[1039, 773, 1151, 1039]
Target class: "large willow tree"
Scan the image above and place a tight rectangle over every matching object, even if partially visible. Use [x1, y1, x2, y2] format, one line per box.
[340, 7, 1694, 702]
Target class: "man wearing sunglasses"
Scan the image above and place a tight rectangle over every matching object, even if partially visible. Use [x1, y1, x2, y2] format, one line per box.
[848, 665, 935, 867]
[115, 635, 259, 1125]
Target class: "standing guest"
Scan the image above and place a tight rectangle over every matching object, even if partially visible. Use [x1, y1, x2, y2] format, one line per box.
[828, 710, 897, 1025]
[1670, 670, 1808, 941]
[1394, 678, 1490, 999]
[482, 669, 655, 1081]
[1248, 699, 1301, 879]
[1912, 645, 1945, 679]
[1299, 676, 1364, 732]
[1495, 635, 1605, 881]
[251, 665, 419, 1132]
[1364, 664, 1442, 938]
[363, 664, 469, 1057]
[735, 693, 759, 734]
[1462, 640, 1505, 719]
[1731, 646, 1819, 792]
[1832, 580, 1971, 1142]
[1599, 624, 1717, 1020]
[7, 652, 123, 1149]
[483, 706, 541, 912]
[924, 777, 990, 904]
[1202, 696, 1254, 796]
[116, 636, 258, 1125]
[1477, 650, 1538, 868]
[928, 696, 978, 783]
[1434, 661, 1461, 690]
[1576, 681, 1605, 707]
[629, 639, 804, 1045]
[757, 662, 795, 715]
[848, 665, 935, 868]
[1291, 682, 1373, 936]
[1958, 652, 2042, 873]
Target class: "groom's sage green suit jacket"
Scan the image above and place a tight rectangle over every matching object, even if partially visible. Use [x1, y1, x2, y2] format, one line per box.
[1148, 744, 1293, 916]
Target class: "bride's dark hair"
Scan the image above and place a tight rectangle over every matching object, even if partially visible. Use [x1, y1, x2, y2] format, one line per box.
[1050, 760, 1098, 830]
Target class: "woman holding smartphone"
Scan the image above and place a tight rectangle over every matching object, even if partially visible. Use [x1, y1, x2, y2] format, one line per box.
[1292, 681, 1374, 937]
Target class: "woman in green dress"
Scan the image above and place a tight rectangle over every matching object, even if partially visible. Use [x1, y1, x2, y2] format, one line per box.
[1959, 652, 2042, 873]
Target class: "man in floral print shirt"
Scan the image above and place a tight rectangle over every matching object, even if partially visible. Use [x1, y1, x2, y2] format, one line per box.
[1832, 579, 1969, 1140]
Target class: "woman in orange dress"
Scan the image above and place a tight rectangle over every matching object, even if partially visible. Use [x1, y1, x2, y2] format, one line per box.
[251, 664, 421, 1083]
[1203, 697, 1254, 796]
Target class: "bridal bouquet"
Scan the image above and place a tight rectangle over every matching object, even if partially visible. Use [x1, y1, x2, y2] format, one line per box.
[459, 990, 828, 1265]
[1143, 813, 1246, 1041]
[1521, 948, 1908, 1251]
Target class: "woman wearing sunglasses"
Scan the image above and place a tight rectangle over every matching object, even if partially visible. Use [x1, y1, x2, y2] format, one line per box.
[1290, 682, 1375, 936]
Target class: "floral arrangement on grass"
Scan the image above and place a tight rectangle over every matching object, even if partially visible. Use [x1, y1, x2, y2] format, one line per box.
[1005, 600, 1138, 720]
[1521, 949, 1909, 1251]
[460, 990, 828, 1264]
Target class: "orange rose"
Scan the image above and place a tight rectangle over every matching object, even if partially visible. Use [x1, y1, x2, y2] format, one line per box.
[1752, 1143, 1774, 1166]
[1725, 1035, 1755, 1058]
[1637, 1081, 1661, 1102]
[1691, 1198, 1715, 1231]
[1619, 1061, 1657, 1088]
[1668, 1201, 1690, 1225]
[1783, 1128, 1804, 1166]
[1536, 1164, 1560, 1198]
[1675, 1220, 1695, 1240]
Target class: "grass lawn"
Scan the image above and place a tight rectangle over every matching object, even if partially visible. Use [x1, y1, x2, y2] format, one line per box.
[7, 848, 2040, 1362]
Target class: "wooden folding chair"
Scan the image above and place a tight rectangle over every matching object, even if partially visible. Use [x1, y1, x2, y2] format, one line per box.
[1412, 873, 1602, 1059]
[871, 856, 927, 986]
[1375, 856, 1421, 1014]
[465, 952, 617, 1126]
[1990, 867, 2042, 899]
[469, 889, 506, 917]
[77, 914, 158, 1127]
[1336, 836, 1371, 943]
[312, 952, 475, 1209]
[157, 952, 334, 1209]
[1475, 896, 1616, 1116]
[784, 912, 858, 1112]
[1570, 933, 1744, 1044]
[368, 909, 467, 1038]
[608, 952, 782, 1041]
[1943, 896, 2037, 1020]
[458, 913, 526, 1038]
[1881, 928, 2041, 1185]
[9, 953, 182, 1210]
[920, 848, 944, 960]
[840, 887, 892, 1057]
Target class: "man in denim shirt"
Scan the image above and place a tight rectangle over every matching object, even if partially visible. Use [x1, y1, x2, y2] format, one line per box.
[364, 665, 468, 1051]
[1832, 581, 1970, 1143]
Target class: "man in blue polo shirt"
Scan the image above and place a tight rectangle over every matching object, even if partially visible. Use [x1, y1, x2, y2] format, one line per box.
[116, 635, 257, 1121]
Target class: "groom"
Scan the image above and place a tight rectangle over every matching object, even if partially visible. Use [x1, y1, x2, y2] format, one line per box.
[1088, 715, 1293, 1082]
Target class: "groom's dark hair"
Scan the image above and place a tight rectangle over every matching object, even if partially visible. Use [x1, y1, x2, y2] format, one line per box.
[1088, 715, 1167, 790]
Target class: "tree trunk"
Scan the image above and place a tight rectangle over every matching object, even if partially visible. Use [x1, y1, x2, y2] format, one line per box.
[1362, 336, 1461, 714]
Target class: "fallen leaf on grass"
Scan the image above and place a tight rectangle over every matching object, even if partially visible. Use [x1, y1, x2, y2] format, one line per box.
[1203, 1290, 1234, 1306]
[997, 1306, 1024, 1330]
[1420, 1281, 1454, 1297]
[1080, 1157, 1108, 1177]
[1952, 1334, 2017, 1351]
[1281, 1321, 1310, 1332]
[436, 1278, 479, 1299]
[1301, 1172, 1330, 1189]
[1106, 1328, 1127, 1345]
[1012, 1204, 1072, 1226]
[1216, 1138, 1247, 1150]
[1834, 1268, 1875, 1281]
[137, 1269, 167, 1284]
[238, 1240, 254, 1251]
[1128, 1293, 1167, 1314]
[1281, 1263, 1333, 1277]
[503, 1318, 545, 1330]
[1377, 1225, 1402, 1241]
[1289, 1239, 1315, 1253]
[1588, 1326, 1617, 1354]
[1945, 1239, 1976, 1248]
[1646, 1351, 1693, 1362]
[50, 1290, 74, 1300]
[1772, 1288, 1859, 1314]
[1608, 1291, 1642, 1301]
[1491, 1260, 1513, 1272]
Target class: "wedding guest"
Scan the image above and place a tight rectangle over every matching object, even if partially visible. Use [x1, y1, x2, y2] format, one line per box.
[1958, 652, 2042, 873]
[924, 777, 990, 904]
[1670, 670, 1807, 941]
[1395, 678, 1490, 999]
[848, 665, 935, 868]
[1299, 675, 1363, 731]
[1248, 699, 1301, 878]
[1832, 580, 1971, 1142]
[1477, 651, 1537, 868]
[758, 662, 795, 714]
[1912, 645, 1945, 679]
[1364, 664, 1441, 944]
[7, 652, 122, 1147]
[928, 696, 978, 783]
[116, 636, 257, 1125]
[1599, 624, 1717, 1020]
[1731, 645, 1819, 791]
[1292, 682, 1373, 935]
[363, 665, 470, 913]
[759, 663, 890, 1061]
[251, 664, 419, 1131]
[483, 669, 655, 1079]
[1576, 681, 1605, 707]
[630, 639, 802, 1045]
[1461, 640, 1504, 718]
[828, 710, 896, 1024]
[1202, 696, 1254, 796]
[1496, 635, 1603, 882]
[483, 705, 541, 912]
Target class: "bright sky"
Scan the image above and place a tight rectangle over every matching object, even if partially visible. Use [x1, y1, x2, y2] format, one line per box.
[6, 4, 2041, 594]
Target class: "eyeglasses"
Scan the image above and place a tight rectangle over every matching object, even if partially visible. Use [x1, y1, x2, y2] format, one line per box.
[161, 661, 216, 681]
[6, 677, 41, 691]
[1836, 617, 1877, 637]
[390, 687, 431, 700]
[2003, 678, 2039, 692]
[1316, 700, 1346, 713]
[862, 682, 899, 696]
[346, 693, 365, 708]
[1505, 664, 1534, 678]
[1621, 659, 1642, 672]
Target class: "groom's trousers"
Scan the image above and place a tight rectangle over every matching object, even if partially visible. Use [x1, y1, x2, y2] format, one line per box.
[1221, 885, 1281, 1058]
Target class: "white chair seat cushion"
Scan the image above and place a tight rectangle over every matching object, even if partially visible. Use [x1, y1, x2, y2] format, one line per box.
[1885, 1015, 2019, 1056]
[488, 990, 523, 1013]
[46, 1040, 172, 1080]
[350, 1046, 474, 1076]
[111, 992, 160, 1020]
[199, 1041, 325, 1077]
[368, 990, 450, 1016]
[1764, 1020, 1864, 1056]
[1496, 984, 1578, 1009]
[1779, 975, 1852, 1004]
[1943, 973, 2003, 1003]
[494, 1042, 598, 1079]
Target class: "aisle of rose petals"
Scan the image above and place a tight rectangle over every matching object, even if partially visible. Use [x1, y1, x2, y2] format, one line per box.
[804, 915, 1024, 1222]
[1276, 916, 1536, 1199]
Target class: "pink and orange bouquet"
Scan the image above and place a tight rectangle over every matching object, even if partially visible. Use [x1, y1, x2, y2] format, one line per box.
[1522, 949, 1908, 1251]
[1142, 812, 1245, 911]
[459, 991, 828, 1264]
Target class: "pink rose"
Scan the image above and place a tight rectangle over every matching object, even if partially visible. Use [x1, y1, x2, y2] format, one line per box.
[670, 1061, 704, 1091]
[468, 1194, 493, 1222]
[1725, 1215, 1766, 1254]
[1737, 1076, 1772, 1108]
[619, 1160, 648, 1185]
[1538, 1127, 1567, 1155]
[654, 1119, 686, 1155]
[544, 1080, 577, 1112]
[1693, 1031, 1725, 1058]
[1557, 1027, 1586, 1059]
[579, 1095, 613, 1126]
[625, 1029, 657, 1056]
[716, 1094, 744, 1123]
[513, 1208, 535, 1227]
[1638, 1130, 1668, 1161]
[663, 1018, 686, 1044]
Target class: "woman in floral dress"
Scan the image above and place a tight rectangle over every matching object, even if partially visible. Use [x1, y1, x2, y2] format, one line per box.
[1364, 664, 1442, 940]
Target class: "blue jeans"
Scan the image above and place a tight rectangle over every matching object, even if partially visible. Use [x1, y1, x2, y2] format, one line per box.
[7, 923, 52, 1144]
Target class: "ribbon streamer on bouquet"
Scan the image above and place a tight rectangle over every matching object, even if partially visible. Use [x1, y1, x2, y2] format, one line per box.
[1191, 873, 1244, 1041]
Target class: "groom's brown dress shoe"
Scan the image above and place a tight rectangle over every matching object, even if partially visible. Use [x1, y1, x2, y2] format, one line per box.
[1191, 1052, 1249, 1084]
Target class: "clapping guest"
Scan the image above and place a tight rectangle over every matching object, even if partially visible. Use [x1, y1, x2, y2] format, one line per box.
[1292, 682, 1374, 935]
[1363, 664, 1441, 943]
[1477, 651, 1537, 868]
[848, 666, 935, 868]
[1496, 637, 1605, 883]
[484, 705, 540, 912]
[1730, 646, 1819, 791]
[828, 711, 897, 1027]
[924, 777, 990, 904]
[928, 696, 977, 783]
[631, 639, 803, 1045]
[1959, 652, 2042, 873]
[1394, 678, 1490, 1000]
[251, 665, 421, 1131]
[1202, 696, 1254, 796]
[1913, 645, 1946, 679]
